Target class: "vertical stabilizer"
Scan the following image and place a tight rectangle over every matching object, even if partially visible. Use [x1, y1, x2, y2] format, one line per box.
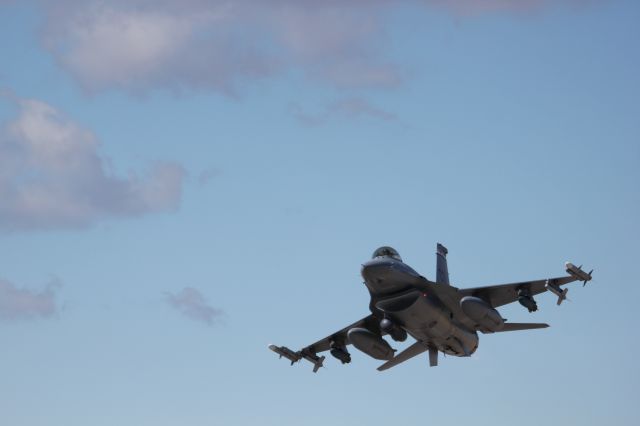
[436, 243, 450, 285]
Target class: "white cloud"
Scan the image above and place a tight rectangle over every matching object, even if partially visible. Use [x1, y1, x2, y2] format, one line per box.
[40, 1, 273, 95]
[34, 0, 595, 95]
[0, 98, 185, 231]
[165, 287, 223, 326]
[0, 278, 60, 321]
[38, 0, 401, 94]
[62, 8, 193, 89]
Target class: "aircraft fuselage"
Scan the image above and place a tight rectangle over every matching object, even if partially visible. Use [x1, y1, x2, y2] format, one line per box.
[361, 257, 479, 357]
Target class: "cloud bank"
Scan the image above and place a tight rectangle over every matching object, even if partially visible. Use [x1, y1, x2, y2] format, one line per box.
[40, 0, 398, 95]
[0, 278, 60, 321]
[0, 97, 185, 231]
[35, 0, 595, 95]
[165, 287, 223, 326]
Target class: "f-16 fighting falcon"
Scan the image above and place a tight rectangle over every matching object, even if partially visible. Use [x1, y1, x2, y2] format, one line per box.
[269, 244, 593, 372]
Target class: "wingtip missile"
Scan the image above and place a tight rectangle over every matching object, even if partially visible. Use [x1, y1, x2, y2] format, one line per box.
[269, 345, 326, 372]
[268, 344, 301, 365]
[565, 262, 593, 285]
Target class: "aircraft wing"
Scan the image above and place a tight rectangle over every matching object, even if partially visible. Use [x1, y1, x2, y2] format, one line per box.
[301, 314, 380, 354]
[412, 262, 592, 318]
[459, 275, 580, 308]
[269, 314, 381, 372]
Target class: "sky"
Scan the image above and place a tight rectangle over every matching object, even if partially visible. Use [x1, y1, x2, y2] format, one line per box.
[0, 0, 638, 425]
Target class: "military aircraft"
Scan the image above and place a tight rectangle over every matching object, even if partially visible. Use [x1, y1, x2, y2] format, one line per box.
[269, 244, 593, 372]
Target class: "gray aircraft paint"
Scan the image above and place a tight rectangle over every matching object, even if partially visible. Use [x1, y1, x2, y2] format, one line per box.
[436, 243, 450, 285]
[269, 243, 593, 372]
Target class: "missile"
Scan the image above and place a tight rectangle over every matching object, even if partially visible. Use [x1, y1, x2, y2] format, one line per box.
[545, 279, 568, 305]
[301, 352, 325, 373]
[268, 344, 301, 364]
[565, 262, 593, 285]
[269, 345, 325, 372]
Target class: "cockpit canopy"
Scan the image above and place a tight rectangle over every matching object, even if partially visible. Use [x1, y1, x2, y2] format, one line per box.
[371, 246, 402, 262]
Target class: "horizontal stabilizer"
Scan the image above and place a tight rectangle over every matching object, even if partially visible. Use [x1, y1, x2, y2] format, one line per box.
[377, 341, 428, 371]
[498, 322, 549, 332]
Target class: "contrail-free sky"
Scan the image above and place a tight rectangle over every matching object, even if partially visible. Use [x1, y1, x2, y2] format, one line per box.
[1, 1, 638, 425]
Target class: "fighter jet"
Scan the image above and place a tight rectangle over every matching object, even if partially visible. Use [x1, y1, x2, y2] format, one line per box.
[269, 244, 593, 372]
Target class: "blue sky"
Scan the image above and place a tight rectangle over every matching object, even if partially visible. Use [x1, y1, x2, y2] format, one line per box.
[0, 1, 638, 425]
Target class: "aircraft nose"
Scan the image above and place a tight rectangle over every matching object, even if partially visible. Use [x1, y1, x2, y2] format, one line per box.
[361, 258, 422, 285]
[361, 259, 394, 282]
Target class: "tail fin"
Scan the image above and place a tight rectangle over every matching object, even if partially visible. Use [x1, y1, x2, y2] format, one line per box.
[436, 243, 450, 285]
[498, 322, 549, 332]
